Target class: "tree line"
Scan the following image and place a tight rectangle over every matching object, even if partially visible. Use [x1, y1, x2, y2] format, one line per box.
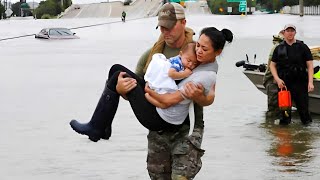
[2, 0, 320, 19]
[0, 2, 4, 19]
[258, 0, 319, 11]
[1, 0, 72, 19]
[33, 0, 72, 19]
[207, 0, 320, 15]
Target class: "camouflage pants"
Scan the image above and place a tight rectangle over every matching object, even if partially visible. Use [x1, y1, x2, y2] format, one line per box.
[147, 124, 205, 180]
[266, 80, 280, 117]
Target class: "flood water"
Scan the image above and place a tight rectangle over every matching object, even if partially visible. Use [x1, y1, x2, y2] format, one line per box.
[1, 14, 320, 180]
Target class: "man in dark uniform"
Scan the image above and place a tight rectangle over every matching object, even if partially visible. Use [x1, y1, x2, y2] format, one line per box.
[270, 24, 314, 125]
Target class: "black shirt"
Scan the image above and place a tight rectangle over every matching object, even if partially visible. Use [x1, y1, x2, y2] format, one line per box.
[272, 40, 313, 68]
[271, 40, 313, 81]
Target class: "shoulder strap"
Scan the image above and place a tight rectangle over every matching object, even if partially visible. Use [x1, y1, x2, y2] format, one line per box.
[278, 41, 287, 60]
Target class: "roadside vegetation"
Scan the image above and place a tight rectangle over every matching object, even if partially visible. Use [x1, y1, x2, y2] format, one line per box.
[207, 0, 256, 15]
[2, 0, 320, 19]
[0, 3, 4, 19]
[207, 0, 320, 15]
[34, 0, 72, 19]
[9, 0, 72, 19]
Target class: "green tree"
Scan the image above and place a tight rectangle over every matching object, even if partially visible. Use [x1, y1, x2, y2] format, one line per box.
[62, 0, 72, 10]
[33, 0, 72, 19]
[34, 0, 60, 19]
[11, 2, 21, 16]
[305, 0, 320, 6]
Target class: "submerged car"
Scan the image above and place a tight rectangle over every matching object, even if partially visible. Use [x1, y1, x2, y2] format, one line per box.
[35, 28, 79, 39]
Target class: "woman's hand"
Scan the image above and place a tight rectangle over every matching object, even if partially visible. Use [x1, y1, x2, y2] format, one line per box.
[182, 82, 204, 100]
[116, 72, 137, 98]
[206, 84, 216, 105]
[182, 82, 215, 106]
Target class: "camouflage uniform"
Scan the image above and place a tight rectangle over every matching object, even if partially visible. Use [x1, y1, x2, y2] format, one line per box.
[264, 79, 280, 117]
[147, 122, 204, 180]
[136, 28, 205, 179]
[263, 33, 283, 117]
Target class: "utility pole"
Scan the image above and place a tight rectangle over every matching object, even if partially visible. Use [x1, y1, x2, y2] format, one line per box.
[4, 0, 7, 11]
[299, 0, 304, 17]
[245, 0, 247, 16]
[33, 0, 35, 19]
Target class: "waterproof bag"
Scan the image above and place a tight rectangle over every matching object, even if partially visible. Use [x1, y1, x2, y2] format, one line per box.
[278, 86, 292, 110]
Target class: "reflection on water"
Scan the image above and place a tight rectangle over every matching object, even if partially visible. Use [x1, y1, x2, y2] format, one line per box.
[261, 112, 320, 175]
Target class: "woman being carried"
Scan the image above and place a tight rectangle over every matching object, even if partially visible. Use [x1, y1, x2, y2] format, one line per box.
[69, 27, 233, 142]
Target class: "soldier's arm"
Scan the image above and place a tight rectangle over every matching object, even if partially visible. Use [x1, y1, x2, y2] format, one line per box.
[135, 48, 151, 77]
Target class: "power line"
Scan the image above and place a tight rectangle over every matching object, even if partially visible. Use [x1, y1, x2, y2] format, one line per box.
[0, 17, 144, 42]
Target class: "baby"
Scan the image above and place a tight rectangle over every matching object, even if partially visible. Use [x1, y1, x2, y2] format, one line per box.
[145, 42, 198, 94]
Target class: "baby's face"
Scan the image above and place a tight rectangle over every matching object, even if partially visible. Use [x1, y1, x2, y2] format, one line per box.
[181, 51, 198, 70]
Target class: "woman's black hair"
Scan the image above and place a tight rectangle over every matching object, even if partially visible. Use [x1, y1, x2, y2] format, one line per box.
[199, 27, 233, 51]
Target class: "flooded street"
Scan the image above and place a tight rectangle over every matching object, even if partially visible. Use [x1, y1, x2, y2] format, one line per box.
[1, 14, 320, 179]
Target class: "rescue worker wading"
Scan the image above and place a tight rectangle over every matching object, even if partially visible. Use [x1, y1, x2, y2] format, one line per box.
[270, 24, 314, 125]
[263, 30, 284, 117]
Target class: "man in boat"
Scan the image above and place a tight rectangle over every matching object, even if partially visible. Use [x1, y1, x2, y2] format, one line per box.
[263, 30, 284, 117]
[270, 24, 314, 125]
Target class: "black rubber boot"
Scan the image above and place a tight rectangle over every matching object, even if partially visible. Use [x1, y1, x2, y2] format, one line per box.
[300, 111, 312, 125]
[279, 110, 291, 125]
[70, 86, 119, 142]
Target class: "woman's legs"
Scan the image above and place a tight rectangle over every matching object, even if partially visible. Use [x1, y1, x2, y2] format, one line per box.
[70, 64, 174, 142]
[127, 82, 173, 131]
[108, 64, 175, 131]
[69, 82, 120, 142]
[69, 64, 130, 142]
